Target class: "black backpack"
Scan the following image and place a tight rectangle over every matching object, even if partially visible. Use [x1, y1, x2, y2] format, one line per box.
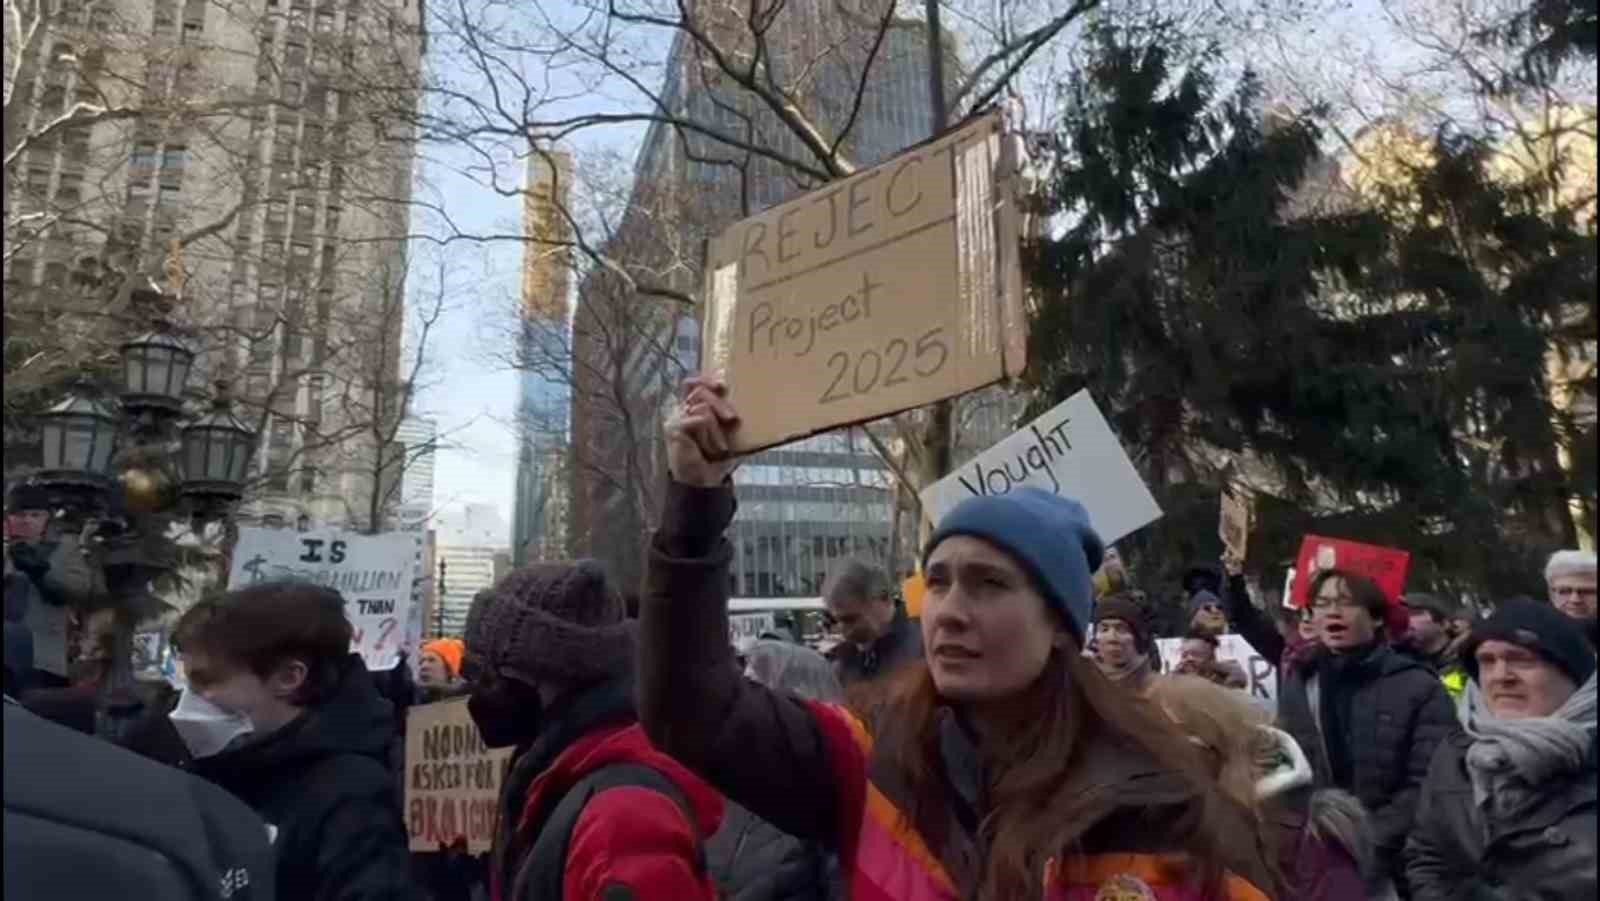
[3, 700, 277, 901]
[509, 762, 710, 901]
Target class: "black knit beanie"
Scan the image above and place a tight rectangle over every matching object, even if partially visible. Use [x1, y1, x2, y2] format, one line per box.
[1462, 599, 1596, 687]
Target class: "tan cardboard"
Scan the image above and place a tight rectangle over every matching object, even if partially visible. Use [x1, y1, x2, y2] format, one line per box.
[403, 698, 513, 854]
[701, 110, 1028, 454]
[1219, 484, 1253, 560]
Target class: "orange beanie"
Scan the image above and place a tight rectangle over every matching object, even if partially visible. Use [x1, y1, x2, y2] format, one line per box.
[421, 638, 465, 679]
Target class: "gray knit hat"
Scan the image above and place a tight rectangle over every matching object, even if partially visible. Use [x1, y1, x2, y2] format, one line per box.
[463, 559, 634, 687]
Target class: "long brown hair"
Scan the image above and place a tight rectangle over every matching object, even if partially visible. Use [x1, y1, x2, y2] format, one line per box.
[879, 641, 1276, 900]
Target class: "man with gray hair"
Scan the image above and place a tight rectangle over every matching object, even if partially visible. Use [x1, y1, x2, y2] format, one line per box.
[1546, 549, 1597, 622]
[822, 557, 920, 688]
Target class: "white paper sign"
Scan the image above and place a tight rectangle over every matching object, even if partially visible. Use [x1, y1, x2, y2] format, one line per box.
[729, 612, 777, 652]
[1157, 633, 1278, 712]
[227, 527, 420, 670]
[920, 390, 1163, 543]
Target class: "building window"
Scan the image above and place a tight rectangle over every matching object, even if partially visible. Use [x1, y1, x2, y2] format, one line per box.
[132, 143, 159, 170]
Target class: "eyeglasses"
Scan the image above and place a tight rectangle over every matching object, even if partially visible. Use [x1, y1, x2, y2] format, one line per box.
[1552, 586, 1597, 599]
[1309, 595, 1363, 611]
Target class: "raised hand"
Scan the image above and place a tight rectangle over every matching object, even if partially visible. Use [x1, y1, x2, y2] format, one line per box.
[664, 375, 742, 487]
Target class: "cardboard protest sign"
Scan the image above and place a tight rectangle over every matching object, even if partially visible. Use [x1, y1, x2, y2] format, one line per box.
[1219, 485, 1252, 560]
[404, 699, 514, 854]
[730, 612, 776, 652]
[1157, 634, 1279, 713]
[227, 526, 421, 670]
[919, 389, 1163, 544]
[1288, 535, 1410, 609]
[701, 110, 1029, 453]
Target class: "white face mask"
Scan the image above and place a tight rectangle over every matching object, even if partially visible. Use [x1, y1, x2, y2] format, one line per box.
[169, 688, 255, 759]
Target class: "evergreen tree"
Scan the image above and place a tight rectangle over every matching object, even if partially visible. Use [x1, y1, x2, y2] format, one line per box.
[1025, 16, 1593, 605]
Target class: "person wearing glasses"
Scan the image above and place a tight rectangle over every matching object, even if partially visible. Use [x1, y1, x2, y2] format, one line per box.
[1546, 549, 1596, 621]
[1275, 568, 1458, 899]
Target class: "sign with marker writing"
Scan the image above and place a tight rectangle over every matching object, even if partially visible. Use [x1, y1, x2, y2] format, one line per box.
[1288, 535, 1410, 609]
[1157, 634, 1278, 713]
[227, 526, 420, 670]
[404, 698, 513, 855]
[920, 390, 1163, 544]
[702, 109, 1030, 453]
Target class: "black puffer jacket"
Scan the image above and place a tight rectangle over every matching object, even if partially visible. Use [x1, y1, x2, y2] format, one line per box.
[1405, 730, 1597, 901]
[190, 654, 418, 901]
[1277, 642, 1458, 889]
[705, 800, 842, 901]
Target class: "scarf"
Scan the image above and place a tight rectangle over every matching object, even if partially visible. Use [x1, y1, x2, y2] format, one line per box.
[1099, 652, 1153, 692]
[1460, 673, 1596, 819]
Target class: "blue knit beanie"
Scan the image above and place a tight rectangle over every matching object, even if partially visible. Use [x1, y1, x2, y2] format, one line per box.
[923, 487, 1105, 642]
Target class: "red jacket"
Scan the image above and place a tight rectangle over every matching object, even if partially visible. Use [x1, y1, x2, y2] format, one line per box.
[492, 721, 723, 901]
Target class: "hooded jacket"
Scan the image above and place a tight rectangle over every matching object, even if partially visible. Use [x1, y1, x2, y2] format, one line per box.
[1276, 641, 1457, 890]
[640, 483, 1271, 901]
[188, 654, 415, 901]
[491, 677, 723, 901]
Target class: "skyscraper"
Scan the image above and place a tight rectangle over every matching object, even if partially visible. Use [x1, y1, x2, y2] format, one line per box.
[434, 502, 508, 636]
[570, 4, 953, 594]
[512, 150, 575, 565]
[393, 415, 437, 526]
[3, 0, 424, 531]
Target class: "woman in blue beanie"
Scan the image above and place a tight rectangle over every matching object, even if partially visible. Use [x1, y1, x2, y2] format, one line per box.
[637, 376, 1277, 901]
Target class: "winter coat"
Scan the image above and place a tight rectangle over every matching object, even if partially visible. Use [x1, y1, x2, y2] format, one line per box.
[1265, 787, 1377, 901]
[1404, 731, 1598, 901]
[640, 482, 1272, 901]
[1276, 641, 1458, 890]
[706, 799, 843, 901]
[189, 654, 417, 901]
[1220, 575, 1288, 686]
[490, 677, 723, 901]
[5, 697, 277, 901]
[829, 606, 922, 688]
[1404, 639, 1468, 704]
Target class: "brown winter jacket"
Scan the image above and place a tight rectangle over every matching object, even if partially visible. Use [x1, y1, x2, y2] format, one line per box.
[638, 482, 1273, 901]
[1405, 730, 1598, 901]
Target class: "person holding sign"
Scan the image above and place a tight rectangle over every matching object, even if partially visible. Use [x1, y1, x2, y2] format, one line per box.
[638, 376, 1276, 901]
[170, 581, 417, 901]
[1275, 569, 1457, 899]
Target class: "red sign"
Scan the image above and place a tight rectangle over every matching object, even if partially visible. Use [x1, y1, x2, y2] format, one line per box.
[1289, 535, 1410, 609]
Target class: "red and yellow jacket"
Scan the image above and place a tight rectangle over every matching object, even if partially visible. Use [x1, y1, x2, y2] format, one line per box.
[639, 482, 1273, 901]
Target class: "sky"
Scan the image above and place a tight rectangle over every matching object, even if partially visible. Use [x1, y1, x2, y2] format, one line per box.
[400, 0, 1485, 546]
[404, 3, 662, 546]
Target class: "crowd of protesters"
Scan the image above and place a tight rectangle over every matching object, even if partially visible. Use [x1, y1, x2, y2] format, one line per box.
[4, 373, 1596, 901]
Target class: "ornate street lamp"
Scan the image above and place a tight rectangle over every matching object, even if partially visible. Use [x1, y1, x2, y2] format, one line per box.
[37, 390, 120, 488]
[181, 383, 257, 518]
[119, 324, 195, 418]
